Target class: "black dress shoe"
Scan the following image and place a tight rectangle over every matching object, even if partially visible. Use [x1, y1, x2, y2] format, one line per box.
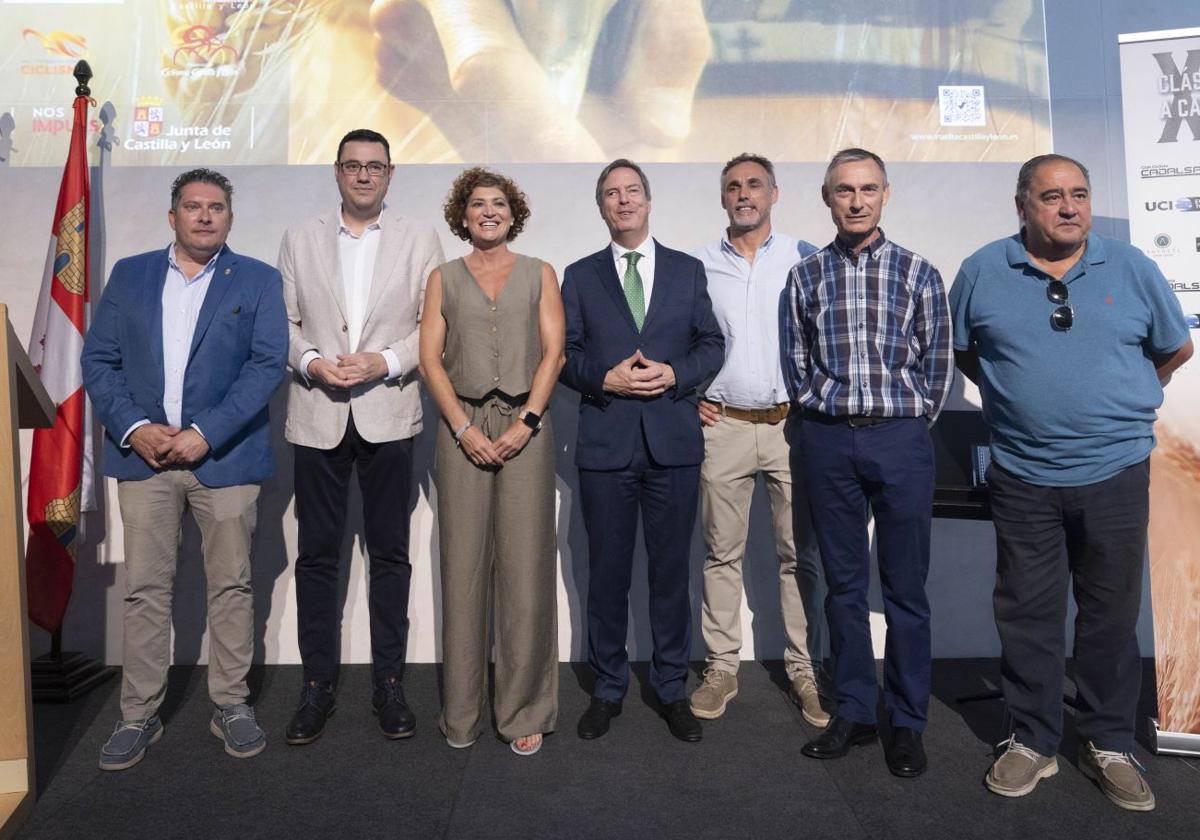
[661, 699, 703, 743]
[372, 677, 416, 739]
[286, 681, 336, 745]
[800, 715, 878, 759]
[885, 726, 927, 777]
[577, 698, 622, 739]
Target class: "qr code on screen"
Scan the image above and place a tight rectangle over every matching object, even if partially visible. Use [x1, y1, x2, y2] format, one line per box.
[938, 86, 986, 127]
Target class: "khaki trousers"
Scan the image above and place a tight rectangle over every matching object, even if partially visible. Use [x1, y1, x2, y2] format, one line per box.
[435, 396, 559, 744]
[699, 412, 826, 679]
[117, 471, 259, 719]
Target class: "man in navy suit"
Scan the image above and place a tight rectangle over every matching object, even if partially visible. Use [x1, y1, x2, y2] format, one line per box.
[561, 159, 724, 742]
[82, 168, 287, 770]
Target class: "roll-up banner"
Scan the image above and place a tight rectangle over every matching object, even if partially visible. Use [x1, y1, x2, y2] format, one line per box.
[1119, 27, 1200, 757]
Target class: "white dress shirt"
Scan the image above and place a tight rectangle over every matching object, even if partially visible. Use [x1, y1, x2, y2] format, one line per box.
[611, 234, 656, 310]
[696, 231, 814, 409]
[121, 243, 218, 445]
[299, 206, 402, 380]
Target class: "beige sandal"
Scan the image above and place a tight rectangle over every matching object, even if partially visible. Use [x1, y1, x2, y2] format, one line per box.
[510, 733, 542, 756]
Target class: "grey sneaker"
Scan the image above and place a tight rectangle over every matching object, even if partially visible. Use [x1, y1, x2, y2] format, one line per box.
[790, 671, 831, 727]
[98, 716, 163, 771]
[689, 667, 737, 720]
[210, 703, 266, 759]
[985, 737, 1058, 796]
[1080, 742, 1155, 811]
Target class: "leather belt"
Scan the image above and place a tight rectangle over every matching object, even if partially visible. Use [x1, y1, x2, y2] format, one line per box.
[801, 409, 891, 428]
[703, 400, 790, 425]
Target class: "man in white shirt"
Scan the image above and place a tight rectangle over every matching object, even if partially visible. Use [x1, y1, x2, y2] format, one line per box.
[278, 129, 443, 744]
[688, 153, 829, 726]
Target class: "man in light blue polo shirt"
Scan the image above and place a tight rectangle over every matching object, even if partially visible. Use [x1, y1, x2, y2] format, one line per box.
[688, 153, 829, 727]
[950, 153, 1193, 812]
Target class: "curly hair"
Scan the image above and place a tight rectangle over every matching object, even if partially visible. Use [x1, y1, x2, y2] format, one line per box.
[443, 167, 530, 242]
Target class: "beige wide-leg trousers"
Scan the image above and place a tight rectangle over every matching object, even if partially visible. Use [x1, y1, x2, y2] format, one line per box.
[435, 396, 558, 744]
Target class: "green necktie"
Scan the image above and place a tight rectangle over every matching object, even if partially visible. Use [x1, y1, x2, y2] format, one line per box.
[622, 250, 645, 330]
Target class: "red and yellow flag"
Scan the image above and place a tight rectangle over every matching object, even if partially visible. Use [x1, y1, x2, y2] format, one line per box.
[26, 92, 93, 633]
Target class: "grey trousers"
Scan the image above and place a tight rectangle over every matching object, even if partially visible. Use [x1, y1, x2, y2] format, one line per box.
[435, 396, 559, 744]
[699, 412, 827, 679]
[117, 471, 259, 720]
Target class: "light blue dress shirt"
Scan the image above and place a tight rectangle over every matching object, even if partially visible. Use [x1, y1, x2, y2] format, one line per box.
[120, 243, 218, 445]
[696, 231, 815, 409]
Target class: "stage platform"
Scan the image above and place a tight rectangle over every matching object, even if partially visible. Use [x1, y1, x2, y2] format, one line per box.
[15, 660, 1200, 839]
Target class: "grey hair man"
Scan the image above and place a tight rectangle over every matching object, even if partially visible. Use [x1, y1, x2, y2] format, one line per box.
[688, 152, 830, 727]
[951, 153, 1192, 811]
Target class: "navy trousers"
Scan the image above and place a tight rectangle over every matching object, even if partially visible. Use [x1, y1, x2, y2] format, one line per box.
[579, 432, 699, 705]
[799, 415, 934, 730]
[989, 459, 1148, 755]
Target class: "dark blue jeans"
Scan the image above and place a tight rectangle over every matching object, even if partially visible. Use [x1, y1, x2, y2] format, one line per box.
[799, 415, 934, 730]
[989, 459, 1149, 755]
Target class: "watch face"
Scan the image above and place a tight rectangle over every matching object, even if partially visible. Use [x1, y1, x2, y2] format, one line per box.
[522, 411, 540, 430]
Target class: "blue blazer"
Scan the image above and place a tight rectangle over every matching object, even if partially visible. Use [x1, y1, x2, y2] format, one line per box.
[560, 240, 724, 470]
[82, 246, 288, 487]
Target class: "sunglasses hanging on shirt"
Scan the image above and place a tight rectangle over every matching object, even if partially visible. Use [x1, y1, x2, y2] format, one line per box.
[1046, 280, 1073, 332]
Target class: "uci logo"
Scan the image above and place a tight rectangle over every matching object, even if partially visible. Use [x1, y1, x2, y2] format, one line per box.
[1144, 197, 1200, 211]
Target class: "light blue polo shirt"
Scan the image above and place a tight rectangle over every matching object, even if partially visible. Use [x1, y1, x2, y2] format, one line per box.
[949, 232, 1190, 487]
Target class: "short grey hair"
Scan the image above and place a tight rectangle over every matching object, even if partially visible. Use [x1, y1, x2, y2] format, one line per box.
[720, 152, 777, 189]
[595, 158, 651, 206]
[822, 148, 888, 191]
[1015, 154, 1091, 207]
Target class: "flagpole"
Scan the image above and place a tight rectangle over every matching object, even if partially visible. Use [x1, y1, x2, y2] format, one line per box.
[29, 59, 113, 703]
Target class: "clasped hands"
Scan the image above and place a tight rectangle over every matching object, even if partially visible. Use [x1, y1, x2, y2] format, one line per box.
[459, 420, 532, 468]
[307, 353, 389, 389]
[603, 350, 675, 397]
[129, 424, 210, 470]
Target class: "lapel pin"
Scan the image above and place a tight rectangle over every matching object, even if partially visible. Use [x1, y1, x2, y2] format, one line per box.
[232, 306, 241, 314]
[224, 267, 232, 275]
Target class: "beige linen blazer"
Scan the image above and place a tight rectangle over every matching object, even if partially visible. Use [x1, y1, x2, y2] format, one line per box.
[279, 209, 444, 449]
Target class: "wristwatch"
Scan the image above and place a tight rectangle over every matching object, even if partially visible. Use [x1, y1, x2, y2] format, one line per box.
[519, 409, 542, 431]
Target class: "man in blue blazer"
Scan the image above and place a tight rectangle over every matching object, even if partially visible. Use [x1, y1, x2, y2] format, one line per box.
[561, 159, 724, 742]
[82, 168, 287, 770]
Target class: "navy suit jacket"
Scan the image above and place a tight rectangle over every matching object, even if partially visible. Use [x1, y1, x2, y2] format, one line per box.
[560, 240, 724, 470]
[82, 246, 288, 487]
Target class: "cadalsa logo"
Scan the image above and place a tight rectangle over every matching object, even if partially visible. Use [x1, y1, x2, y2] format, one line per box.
[20, 29, 87, 75]
[1144, 197, 1200, 212]
[1154, 49, 1200, 143]
[1140, 162, 1200, 179]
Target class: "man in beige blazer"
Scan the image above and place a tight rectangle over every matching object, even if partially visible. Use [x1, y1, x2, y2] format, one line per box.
[278, 128, 443, 744]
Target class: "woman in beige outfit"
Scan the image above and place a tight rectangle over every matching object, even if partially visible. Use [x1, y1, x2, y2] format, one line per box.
[419, 167, 565, 756]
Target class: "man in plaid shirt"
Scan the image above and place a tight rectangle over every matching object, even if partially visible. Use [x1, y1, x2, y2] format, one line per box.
[783, 148, 952, 778]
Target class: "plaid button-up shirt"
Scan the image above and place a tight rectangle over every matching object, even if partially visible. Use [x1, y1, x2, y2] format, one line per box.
[782, 229, 953, 421]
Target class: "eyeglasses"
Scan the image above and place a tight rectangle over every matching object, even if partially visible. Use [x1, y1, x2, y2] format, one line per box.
[1046, 280, 1073, 331]
[337, 160, 389, 178]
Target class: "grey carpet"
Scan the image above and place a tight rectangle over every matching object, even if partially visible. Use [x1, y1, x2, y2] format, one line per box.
[16, 660, 1200, 839]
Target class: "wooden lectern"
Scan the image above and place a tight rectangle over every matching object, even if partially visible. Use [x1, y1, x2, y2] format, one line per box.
[0, 303, 55, 839]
